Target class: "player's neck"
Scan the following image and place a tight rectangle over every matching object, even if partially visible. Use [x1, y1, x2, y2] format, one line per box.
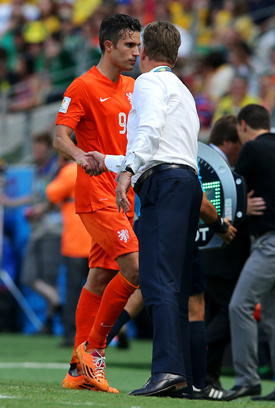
[97, 59, 122, 83]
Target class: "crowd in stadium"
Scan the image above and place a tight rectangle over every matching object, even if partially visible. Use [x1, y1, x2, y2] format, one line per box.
[1, 0, 275, 128]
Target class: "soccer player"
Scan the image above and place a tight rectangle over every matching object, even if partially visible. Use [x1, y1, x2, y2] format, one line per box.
[53, 14, 142, 392]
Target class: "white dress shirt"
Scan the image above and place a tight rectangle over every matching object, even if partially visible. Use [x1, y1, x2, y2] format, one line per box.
[105, 66, 200, 184]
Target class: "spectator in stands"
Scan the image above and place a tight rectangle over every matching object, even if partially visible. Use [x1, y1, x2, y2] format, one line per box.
[0, 0, 40, 35]
[179, 74, 215, 133]
[169, 0, 212, 50]
[0, 131, 63, 335]
[38, 0, 60, 36]
[258, 74, 275, 122]
[128, 0, 155, 27]
[248, 0, 275, 28]
[268, 46, 275, 87]
[73, 8, 107, 77]
[255, 17, 275, 68]
[8, 52, 45, 112]
[43, 33, 76, 103]
[212, 76, 260, 123]
[46, 155, 91, 347]
[0, 47, 18, 92]
[23, 22, 47, 75]
[227, 41, 263, 96]
[58, 15, 78, 56]
[200, 50, 235, 104]
[0, 16, 27, 71]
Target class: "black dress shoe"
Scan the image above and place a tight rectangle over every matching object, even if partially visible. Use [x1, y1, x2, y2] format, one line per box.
[228, 383, 261, 400]
[129, 373, 187, 396]
[252, 390, 275, 401]
[166, 384, 236, 401]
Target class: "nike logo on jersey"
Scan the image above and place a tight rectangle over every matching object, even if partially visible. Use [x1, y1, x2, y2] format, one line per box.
[100, 97, 110, 102]
[101, 323, 113, 328]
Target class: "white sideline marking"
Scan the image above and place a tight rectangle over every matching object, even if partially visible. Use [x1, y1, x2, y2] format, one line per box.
[0, 362, 68, 369]
[0, 395, 15, 398]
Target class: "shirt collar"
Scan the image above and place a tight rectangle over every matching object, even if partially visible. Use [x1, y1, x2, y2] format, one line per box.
[209, 143, 229, 164]
[150, 65, 172, 73]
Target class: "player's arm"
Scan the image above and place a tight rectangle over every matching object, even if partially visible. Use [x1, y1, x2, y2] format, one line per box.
[53, 125, 100, 175]
[200, 192, 237, 244]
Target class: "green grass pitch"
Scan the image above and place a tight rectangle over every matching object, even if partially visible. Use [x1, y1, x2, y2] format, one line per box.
[0, 334, 274, 408]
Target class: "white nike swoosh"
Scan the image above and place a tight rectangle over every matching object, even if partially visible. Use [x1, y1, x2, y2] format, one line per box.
[100, 97, 110, 102]
[100, 323, 113, 328]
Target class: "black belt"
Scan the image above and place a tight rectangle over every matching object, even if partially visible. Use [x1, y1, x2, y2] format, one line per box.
[133, 163, 196, 196]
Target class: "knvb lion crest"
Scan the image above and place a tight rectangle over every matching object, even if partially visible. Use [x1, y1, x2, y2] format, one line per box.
[126, 92, 133, 106]
[117, 229, 130, 243]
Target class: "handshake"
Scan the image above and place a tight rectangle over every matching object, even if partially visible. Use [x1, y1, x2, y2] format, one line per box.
[77, 150, 132, 214]
[78, 151, 106, 176]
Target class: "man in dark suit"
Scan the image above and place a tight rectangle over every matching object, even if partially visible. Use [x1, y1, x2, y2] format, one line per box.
[203, 115, 264, 386]
[229, 104, 275, 401]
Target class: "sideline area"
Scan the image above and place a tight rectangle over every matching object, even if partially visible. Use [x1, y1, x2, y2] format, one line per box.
[0, 334, 274, 408]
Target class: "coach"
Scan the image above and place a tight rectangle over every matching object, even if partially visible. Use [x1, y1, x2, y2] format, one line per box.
[114, 21, 202, 397]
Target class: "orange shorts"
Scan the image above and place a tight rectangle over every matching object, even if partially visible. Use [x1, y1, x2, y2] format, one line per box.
[79, 208, 139, 270]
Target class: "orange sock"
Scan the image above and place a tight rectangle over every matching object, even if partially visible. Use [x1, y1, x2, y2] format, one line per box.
[70, 287, 101, 365]
[87, 272, 138, 349]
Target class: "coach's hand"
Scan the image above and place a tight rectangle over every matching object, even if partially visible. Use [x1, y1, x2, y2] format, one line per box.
[116, 171, 132, 213]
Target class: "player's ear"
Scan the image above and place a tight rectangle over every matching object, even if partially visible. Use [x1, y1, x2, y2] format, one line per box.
[140, 46, 146, 60]
[241, 119, 247, 132]
[104, 40, 113, 53]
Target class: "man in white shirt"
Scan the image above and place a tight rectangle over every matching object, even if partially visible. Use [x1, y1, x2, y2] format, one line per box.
[85, 21, 203, 397]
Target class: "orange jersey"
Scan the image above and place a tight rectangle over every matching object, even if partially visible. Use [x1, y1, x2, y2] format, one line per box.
[46, 162, 91, 258]
[55, 66, 135, 216]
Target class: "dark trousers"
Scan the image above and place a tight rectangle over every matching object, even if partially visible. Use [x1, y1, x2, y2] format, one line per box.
[138, 168, 202, 382]
[62, 256, 89, 340]
[205, 274, 238, 379]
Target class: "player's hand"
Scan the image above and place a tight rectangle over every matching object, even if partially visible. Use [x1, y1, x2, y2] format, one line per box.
[246, 190, 266, 216]
[115, 171, 132, 214]
[84, 151, 106, 176]
[75, 151, 102, 176]
[218, 218, 237, 245]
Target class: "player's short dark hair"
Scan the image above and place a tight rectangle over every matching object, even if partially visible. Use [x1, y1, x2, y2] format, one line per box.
[143, 21, 181, 65]
[209, 115, 239, 146]
[237, 104, 270, 130]
[99, 14, 142, 53]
